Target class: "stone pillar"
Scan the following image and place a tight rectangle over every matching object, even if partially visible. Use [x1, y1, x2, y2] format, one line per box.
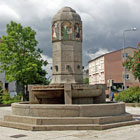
[93, 84, 106, 103]
[28, 85, 39, 104]
[64, 84, 72, 104]
[51, 7, 83, 84]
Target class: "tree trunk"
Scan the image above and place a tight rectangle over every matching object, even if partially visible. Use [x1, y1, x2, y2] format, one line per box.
[21, 84, 26, 101]
[25, 85, 29, 101]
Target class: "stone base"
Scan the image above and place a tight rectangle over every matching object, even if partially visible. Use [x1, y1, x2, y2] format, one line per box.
[0, 114, 139, 131]
[0, 102, 140, 131]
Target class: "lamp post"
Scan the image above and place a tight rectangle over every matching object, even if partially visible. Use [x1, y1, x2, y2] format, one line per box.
[123, 28, 137, 90]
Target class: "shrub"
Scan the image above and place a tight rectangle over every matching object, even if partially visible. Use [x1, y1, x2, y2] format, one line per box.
[0, 87, 3, 104]
[2, 91, 21, 104]
[115, 86, 140, 103]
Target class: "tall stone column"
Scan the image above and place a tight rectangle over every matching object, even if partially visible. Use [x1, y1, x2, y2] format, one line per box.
[51, 7, 83, 84]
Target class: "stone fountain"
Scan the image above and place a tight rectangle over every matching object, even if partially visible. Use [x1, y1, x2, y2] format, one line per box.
[0, 7, 139, 131]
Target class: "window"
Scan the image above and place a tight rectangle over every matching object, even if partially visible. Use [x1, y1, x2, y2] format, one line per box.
[95, 66, 98, 72]
[123, 53, 128, 59]
[66, 65, 70, 70]
[126, 74, 129, 79]
[101, 63, 104, 70]
[123, 74, 129, 80]
[55, 65, 58, 72]
[5, 83, 8, 91]
[77, 65, 80, 69]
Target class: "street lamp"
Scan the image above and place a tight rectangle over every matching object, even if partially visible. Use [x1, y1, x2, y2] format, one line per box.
[123, 27, 137, 90]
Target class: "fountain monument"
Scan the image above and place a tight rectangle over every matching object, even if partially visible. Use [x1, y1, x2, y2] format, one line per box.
[0, 7, 139, 131]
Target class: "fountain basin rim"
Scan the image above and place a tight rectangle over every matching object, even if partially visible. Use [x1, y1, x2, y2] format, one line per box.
[11, 102, 126, 117]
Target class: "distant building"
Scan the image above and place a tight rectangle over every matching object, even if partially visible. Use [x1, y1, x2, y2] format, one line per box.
[88, 47, 140, 95]
[0, 69, 19, 94]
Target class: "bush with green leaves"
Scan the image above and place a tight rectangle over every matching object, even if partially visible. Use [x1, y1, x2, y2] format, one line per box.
[2, 91, 21, 104]
[115, 86, 140, 103]
[0, 87, 3, 104]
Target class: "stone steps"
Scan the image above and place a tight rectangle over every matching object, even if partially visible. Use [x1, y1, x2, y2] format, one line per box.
[0, 119, 140, 131]
[0, 102, 140, 131]
[0, 113, 140, 131]
[3, 113, 133, 125]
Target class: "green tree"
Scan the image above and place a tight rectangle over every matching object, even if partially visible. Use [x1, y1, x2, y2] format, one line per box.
[0, 21, 48, 100]
[123, 44, 140, 82]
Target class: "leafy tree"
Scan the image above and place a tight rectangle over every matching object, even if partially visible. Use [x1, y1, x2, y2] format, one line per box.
[0, 21, 48, 100]
[123, 44, 140, 82]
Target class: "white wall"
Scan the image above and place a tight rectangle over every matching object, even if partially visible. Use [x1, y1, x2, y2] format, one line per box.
[0, 70, 17, 93]
[89, 56, 105, 85]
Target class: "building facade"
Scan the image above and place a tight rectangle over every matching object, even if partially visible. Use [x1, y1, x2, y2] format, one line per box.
[89, 47, 140, 94]
[89, 56, 105, 84]
[0, 70, 18, 93]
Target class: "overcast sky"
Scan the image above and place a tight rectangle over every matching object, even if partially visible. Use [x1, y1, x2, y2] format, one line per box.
[0, 0, 140, 77]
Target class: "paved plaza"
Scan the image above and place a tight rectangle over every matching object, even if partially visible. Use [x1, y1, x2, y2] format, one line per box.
[0, 106, 140, 140]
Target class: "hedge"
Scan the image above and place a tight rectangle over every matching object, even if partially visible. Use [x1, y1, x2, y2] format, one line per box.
[115, 86, 140, 103]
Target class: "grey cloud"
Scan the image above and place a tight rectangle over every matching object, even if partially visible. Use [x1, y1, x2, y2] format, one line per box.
[0, 0, 140, 76]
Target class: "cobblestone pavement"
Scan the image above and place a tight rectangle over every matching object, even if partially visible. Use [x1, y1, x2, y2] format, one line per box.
[0, 106, 140, 140]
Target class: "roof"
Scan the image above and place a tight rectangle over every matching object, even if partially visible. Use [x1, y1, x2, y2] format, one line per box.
[88, 47, 138, 63]
[52, 7, 81, 22]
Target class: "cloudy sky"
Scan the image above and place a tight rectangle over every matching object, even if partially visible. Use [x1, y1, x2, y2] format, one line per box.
[0, 0, 140, 77]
